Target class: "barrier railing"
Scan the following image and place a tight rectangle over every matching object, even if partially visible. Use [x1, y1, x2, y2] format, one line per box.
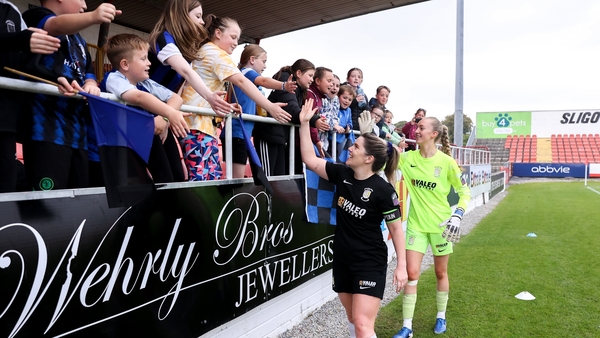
[0, 76, 490, 195]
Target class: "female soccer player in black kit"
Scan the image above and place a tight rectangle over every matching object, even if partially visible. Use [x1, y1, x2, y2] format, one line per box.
[299, 98, 407, 338]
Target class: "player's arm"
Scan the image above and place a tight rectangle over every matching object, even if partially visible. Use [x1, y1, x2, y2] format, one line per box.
[254, 75, 297, 93]
[299, 98, 327, 179]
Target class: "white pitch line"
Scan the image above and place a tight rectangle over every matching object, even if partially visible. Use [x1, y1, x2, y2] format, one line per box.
[586, 186, 600, 195]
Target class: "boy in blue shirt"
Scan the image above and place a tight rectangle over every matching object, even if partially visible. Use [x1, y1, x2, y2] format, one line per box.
[61, 33, 190, 183]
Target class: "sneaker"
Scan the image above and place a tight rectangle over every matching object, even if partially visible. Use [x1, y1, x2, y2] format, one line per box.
[433, 318, 446, 334]
[392, 327, 413, 338]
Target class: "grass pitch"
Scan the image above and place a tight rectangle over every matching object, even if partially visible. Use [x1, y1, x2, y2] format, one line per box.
[376, 181, 600, 338]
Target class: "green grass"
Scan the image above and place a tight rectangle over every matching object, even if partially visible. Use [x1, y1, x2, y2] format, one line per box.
[376, 182, 600, 338]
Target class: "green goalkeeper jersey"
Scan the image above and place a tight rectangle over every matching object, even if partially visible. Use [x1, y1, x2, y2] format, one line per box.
[398, 150, 471, 233]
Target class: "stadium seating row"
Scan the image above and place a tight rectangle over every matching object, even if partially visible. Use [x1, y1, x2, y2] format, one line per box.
[505, 134, 600, 163]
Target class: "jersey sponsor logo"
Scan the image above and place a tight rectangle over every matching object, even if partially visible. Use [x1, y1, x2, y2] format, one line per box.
[361, 188, 373, 202]
[434, 166, 442, 178]
[410, 164, 417, 167]
[337, 196, 367, 219]
[359, 280, 377, 289]
[343, 179, 353, 185]
[411, 179, 437, 190]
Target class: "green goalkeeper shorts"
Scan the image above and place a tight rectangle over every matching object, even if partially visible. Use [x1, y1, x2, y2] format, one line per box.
[406, 227, 453, 256]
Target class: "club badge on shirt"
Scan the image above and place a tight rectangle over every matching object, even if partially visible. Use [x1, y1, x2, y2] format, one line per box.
[361, 188, 373, 202]
[434, 166, 442, 178]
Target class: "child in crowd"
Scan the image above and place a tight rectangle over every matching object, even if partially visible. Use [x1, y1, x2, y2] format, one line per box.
[322, 74, 341, 155]
[307, 66, 334, 158]
[224, 44, 296, 178]
[345, 67, 368, 132]
[369, 85, 391, 140]
[99, 34, 190, 183]
[148, 0, 235, 181]
[369, 85, 390, 109]
[253, 59, 319, 176]
[330, 84, 355, 163]
[21, 0, 120, 191]
[180, 14, 290, 181]
[0, 0, 60, 193]
[382, 110, 404, 147]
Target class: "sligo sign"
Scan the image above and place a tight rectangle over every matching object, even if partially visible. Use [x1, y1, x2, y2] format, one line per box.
[0, 181, 335, 337]
[560, 111, 600, 124]
[512, 163, 586, 178]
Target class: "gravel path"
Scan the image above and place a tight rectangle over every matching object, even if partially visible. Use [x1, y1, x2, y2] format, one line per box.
[277, 187, 511, 338]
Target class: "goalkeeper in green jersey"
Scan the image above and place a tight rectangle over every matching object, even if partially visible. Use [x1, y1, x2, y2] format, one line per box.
[392, 117, 471, 338]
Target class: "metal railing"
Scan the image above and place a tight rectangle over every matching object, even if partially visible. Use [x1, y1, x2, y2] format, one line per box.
[0, 76, 491, 198]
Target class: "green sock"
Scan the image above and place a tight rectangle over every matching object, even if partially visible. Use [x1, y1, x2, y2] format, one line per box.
[436, 290, 449, 313]
[402, 293, 417, 320]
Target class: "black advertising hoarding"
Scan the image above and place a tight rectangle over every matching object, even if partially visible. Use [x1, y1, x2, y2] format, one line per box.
[489, 171, 506, 199]
[0, 180, 335, 338]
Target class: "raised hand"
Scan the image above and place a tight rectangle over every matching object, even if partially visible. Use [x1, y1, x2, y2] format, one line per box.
[358, 110, 374, 135]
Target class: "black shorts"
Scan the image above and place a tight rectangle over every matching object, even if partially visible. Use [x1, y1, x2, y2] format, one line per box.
[221, 137, 248, 165]
[332, 258, 387, 299]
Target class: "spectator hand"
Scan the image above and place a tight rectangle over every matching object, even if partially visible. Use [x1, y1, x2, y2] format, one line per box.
[166, 110, 191, 138]
[93, 3, 122, 24]
[268, 102, 291, 124]
[334, 125, 345, 134]
[439, 208, 464, 243]
[284, 76, 297, 93]
[358, 110, 374, 135]
[57, 77, 83, 96]
[207, 91, 235, 116]
[154, 116, 169, 141]
[82, 80, 101, 96]
[315, 117, 329, 132]
[28, 28, 60, 54]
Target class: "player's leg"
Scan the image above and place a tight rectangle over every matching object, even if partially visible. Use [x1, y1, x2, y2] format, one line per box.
[332, 259, 357, 338]
[350, 266, 385, 338]
[393, 228, 427, 338]
[351, 293, 381, 338]
[431, 233, 452, 334]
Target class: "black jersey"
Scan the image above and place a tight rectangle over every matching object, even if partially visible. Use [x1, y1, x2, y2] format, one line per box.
[22, 7, 94, 149]
[325, 161, 401, 267]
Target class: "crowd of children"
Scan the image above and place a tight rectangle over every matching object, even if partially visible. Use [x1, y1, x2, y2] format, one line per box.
[1, 0, 418, 191]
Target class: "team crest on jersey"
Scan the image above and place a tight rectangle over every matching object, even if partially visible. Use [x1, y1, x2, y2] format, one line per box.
[361, 188, 373, 202]
[434, 166, 442, 177]
[5, 20, 16, 33]
[337, 196, 345, 207]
